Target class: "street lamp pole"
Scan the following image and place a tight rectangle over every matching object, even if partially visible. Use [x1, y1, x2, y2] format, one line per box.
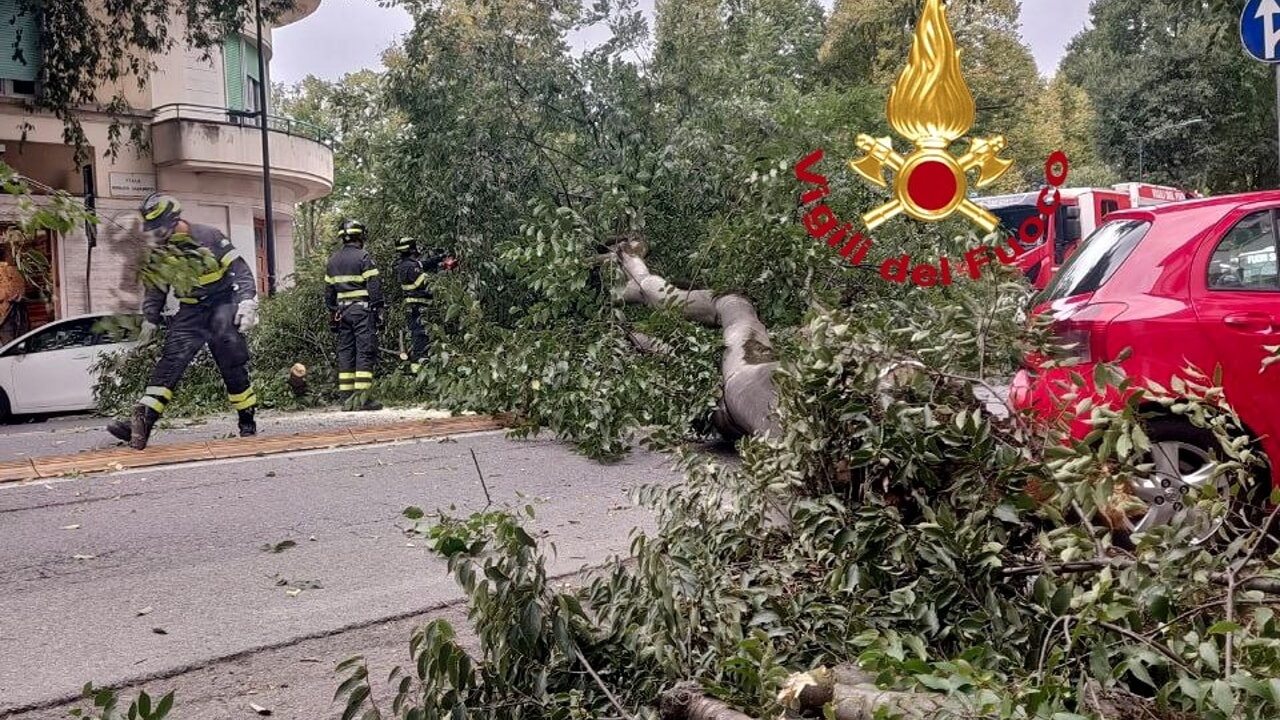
[254, 0, 276, 295]
[1137, 117, 1207, 183]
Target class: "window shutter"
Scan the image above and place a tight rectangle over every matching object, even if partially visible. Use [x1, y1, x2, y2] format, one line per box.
[223, 35, 243, 111]
[0, 0, 39, 82]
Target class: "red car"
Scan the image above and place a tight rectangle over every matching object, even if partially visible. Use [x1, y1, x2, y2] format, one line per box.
[1010, 190, 1280, 538]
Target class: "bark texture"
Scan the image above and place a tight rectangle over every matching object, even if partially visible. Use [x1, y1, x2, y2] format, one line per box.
[610, 240, 781, 440]
[658, 682, 757, 720]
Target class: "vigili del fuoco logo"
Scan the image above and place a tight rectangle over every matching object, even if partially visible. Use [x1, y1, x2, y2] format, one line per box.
[796, 0, 1070, 287]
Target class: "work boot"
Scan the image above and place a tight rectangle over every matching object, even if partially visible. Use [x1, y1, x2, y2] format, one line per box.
[129, 405, 159, 451]
[106, 418, 132, 443]
[238, 408, 257, 437]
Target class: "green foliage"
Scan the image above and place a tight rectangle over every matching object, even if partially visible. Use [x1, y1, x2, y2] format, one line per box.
[341, 282, 1278, 719]
[1062, 0, 1277, 192]
[67, 683, 174, 720]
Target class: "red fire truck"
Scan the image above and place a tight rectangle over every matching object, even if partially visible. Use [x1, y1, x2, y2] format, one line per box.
[974, 182, 1198, 289]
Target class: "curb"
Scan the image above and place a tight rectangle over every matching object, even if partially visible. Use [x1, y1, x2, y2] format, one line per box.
[0, 414, 510, 485]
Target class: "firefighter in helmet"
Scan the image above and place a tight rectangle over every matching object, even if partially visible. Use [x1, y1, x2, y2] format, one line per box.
[325, 219, 384, 411]
[107, 193, 261, 449]
[394, 236, 450, 374]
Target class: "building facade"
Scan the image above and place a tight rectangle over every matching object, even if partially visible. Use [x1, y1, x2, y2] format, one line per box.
[0, 0, 333, 334]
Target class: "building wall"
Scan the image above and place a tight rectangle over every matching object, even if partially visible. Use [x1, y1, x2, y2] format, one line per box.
[0, 4, 324, 325]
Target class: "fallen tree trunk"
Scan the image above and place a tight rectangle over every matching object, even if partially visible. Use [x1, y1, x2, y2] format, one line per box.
[607, 239, 781, 441]
[658, 682, 756, 720]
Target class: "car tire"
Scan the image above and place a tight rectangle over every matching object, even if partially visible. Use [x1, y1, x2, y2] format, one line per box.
[1112, 417, 1267, 547]
[0, 390, 11, 425]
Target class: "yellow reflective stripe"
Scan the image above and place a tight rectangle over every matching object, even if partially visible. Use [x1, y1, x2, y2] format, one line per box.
[145, 386, 173, 399]
[232, 393, 258, 410]
[337, 289, 369, 299]
[338, 371, 356, 379]
[228, 388, 254, 403]
[402, 273, 427, 291]
[404, 297, 429, 305]
[197, 265, 228, 285]
[221, 249, 242, 267]
[140, 396, 166, 413]
[326, 275, 364, 283]
[362, 268, 380, 278]
[352, 381, 372, 390]
[355, 371, 373, 379]
[144, 200, 170, 220]
[338, 383, 355, 391]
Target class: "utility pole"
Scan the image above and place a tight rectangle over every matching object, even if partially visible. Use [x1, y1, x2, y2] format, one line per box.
[254, 0, 276, 295]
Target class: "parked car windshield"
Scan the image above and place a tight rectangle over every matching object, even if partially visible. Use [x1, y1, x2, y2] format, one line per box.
[1036, 219, 1151, 304]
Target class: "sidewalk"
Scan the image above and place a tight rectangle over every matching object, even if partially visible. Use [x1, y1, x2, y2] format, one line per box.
[0, 408, 508, 484]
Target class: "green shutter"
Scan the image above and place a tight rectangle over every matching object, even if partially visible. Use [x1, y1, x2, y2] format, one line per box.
[0, 0, 39, 82]
[223, 36, 243, 110]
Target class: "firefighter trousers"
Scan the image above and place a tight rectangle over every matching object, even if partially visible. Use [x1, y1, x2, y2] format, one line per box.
[406, 303, 430, 372]
[336, 301, 377, 392]
[138, 300, 256, 416]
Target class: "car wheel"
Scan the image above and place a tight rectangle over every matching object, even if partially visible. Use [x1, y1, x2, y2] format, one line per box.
[1116, 418, 1254, 546]
[0, 390, 11, 425]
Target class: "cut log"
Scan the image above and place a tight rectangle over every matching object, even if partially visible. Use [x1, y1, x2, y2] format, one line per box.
[608, 240, 780, 440]
[658, 682, 758, 720]
[782, 665, 955, 720]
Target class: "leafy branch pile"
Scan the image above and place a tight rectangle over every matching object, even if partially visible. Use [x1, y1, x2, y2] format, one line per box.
[317, 283, 1278, 720]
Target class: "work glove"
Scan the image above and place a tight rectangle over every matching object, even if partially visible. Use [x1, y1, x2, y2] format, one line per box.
[138, 320, 159, 343]
[234, 298, 260, 333]
[443, 257, 458, 271]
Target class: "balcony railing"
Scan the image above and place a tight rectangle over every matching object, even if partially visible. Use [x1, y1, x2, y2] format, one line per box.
[150, 103, 334, 148]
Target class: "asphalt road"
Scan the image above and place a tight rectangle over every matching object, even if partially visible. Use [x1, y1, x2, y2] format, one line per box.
[0, 407, 468, 462]
[0, 429, 679, 718]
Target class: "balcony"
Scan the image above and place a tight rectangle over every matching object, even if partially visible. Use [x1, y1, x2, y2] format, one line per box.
[149, 104, 334, 203]
[275, 0, 322, 27]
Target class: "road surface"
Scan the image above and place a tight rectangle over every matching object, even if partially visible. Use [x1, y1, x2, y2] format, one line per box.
[0, 428, 680, 718]
[0, 407, 463, 463]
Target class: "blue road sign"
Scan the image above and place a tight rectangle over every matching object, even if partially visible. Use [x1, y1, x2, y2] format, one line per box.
[1242, 0, 1280, 62]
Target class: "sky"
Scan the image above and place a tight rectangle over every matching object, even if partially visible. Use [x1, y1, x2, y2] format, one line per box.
[271, 0, 1094, 87]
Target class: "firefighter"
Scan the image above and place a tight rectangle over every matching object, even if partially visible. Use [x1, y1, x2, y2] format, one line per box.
[394, 237, 447, 374]
[107, 193, 260, 449]
[325, 219, 384, 411]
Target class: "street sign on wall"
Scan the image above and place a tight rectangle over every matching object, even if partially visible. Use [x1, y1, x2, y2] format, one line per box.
[108, 172, 156, 198]
[1242, 0, 1280, 62]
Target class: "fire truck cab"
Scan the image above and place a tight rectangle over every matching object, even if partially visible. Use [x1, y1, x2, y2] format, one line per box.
[974, 182, 1195, 289]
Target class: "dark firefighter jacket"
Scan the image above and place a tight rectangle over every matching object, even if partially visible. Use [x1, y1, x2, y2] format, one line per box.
[395, 251, 445, 305]
[141, 224, 257, 325]
[325, 243, 383, 312]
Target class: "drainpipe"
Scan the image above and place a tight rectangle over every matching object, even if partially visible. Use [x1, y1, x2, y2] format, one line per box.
[254, 0, 276, 295]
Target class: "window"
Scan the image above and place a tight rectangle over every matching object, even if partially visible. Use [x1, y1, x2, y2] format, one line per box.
[0, 1, 40, 93]
[1208, 211, 1280, 291]
[1038, 219, 1151, 303]
[991, 204, 1047, 248]
[1100, 200, 1120, 218]
[22, 318, 102, 354]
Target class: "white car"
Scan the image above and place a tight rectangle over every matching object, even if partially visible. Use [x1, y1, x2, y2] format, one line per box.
[0, 313, 140, 420]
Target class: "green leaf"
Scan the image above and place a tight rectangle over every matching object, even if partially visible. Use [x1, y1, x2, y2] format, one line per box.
[404, 506, 425, 520]
[343, 686, 371, 720]
[1211, 680, 1235, 717]
[1206, 620, 1242, 635]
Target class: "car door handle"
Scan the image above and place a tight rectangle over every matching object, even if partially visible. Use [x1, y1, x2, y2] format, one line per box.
[1223, 313, 1274, 331]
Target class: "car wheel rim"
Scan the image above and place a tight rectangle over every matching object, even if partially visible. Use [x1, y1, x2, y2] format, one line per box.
[1125, 440, 1226, 544]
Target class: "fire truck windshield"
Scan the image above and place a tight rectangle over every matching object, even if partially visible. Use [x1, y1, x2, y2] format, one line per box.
[989, 204, 1046, 245]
